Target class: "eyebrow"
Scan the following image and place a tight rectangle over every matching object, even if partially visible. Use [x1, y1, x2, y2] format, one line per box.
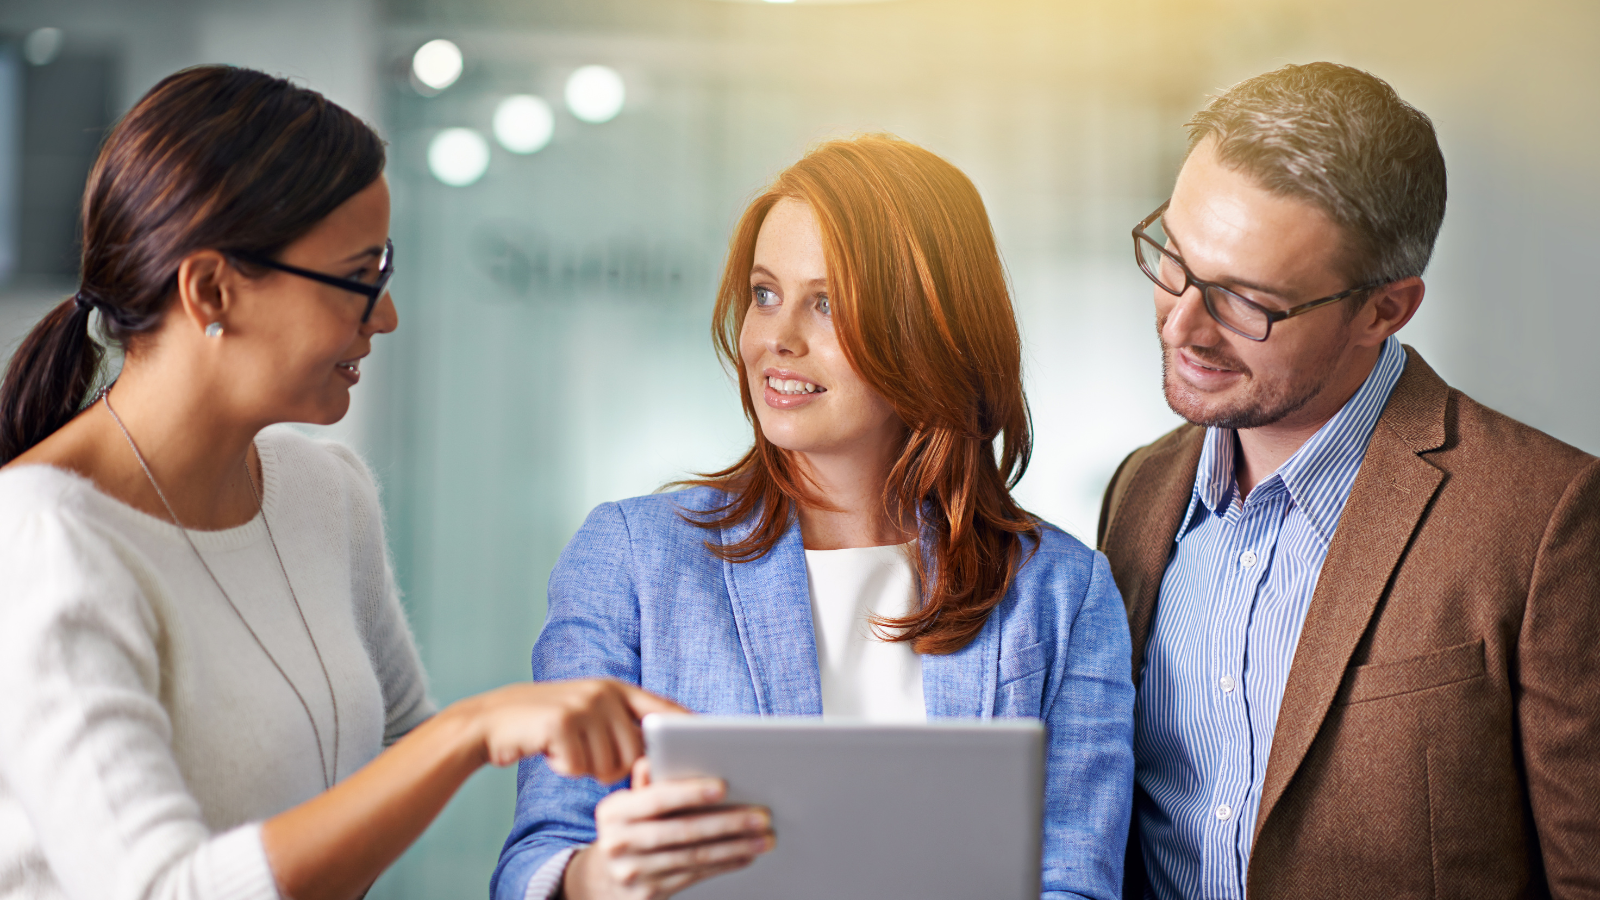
[749, 264, 827, 286]
[338, 245, 385, 264]
[1163, 220, 1291, 301]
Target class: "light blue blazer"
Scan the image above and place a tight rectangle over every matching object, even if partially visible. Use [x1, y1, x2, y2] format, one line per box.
[491, 486, 1133, 900]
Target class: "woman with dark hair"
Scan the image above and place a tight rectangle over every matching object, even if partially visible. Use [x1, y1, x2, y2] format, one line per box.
[493, 135, 1134, 900]
[0, 66, 678, 900]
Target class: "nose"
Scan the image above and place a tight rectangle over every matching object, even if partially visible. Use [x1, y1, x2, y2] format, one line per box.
[763, 300, 806, 357]
[1159, 283, 1218, 349]
[363, 290, 399, 336]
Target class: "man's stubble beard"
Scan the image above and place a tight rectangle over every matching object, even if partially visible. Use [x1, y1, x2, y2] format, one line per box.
[1158, 330, 1342, 431]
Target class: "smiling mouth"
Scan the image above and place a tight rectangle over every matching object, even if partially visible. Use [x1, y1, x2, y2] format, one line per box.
[1180, 349, 1241, 375]
[766, 375, 824, 395]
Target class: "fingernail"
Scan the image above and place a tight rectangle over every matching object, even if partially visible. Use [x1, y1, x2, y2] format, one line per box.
[747, 812, 769, 830]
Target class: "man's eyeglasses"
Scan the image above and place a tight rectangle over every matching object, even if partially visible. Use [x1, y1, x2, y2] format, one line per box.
[232, 238, 395, 323]
[1133, 201, 1379, 342]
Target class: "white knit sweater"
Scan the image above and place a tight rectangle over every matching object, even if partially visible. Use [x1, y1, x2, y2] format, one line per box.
[0, 427, 434, 900]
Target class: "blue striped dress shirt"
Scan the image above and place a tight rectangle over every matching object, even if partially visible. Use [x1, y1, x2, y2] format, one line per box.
[1134, 336, 1406, 899]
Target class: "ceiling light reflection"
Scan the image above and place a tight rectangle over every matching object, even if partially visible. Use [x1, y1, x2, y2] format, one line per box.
[413, 39, 463, 92]
[564, 65, 626, 124]
[428, 128, 490, 186]
[493, 95, 555, 154]
[23, 28, 64, 66]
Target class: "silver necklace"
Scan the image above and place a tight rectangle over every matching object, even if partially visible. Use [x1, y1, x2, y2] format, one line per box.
[99, 388, 339, 790]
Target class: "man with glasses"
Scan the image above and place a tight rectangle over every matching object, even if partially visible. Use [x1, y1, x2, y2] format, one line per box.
[1097, 62, 1600, 898]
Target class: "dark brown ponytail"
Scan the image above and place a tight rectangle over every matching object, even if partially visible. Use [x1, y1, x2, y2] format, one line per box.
[0, 65, 386, 464]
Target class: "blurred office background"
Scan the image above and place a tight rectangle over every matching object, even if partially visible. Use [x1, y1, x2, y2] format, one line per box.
[1, 0, 1595, 893]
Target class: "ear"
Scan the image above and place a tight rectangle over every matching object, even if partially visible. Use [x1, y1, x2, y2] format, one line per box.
[1354, 276, 1425, 348]
[173, 250, 240, 335]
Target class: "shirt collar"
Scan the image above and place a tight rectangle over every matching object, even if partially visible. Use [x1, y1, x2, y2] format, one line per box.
[1180, 336, 1408, 545]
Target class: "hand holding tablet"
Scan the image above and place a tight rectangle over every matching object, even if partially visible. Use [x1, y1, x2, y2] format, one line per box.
[561, 756, 775, 900]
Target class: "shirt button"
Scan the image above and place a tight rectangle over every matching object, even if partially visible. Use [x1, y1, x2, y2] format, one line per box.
[1215, 804, 1232, 821]
[1239, 550, 1257, 567]
[1219, 675, 1236, 693]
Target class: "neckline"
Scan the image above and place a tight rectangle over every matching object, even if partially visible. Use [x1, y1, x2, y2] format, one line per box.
[804, 539, 917, 556]
[19, 434, 282, 553]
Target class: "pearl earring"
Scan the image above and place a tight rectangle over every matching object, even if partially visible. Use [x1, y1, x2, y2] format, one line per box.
[205, 322, 223, 338]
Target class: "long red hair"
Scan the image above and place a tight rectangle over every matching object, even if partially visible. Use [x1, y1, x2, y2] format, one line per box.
[684, 134, 1037, 656]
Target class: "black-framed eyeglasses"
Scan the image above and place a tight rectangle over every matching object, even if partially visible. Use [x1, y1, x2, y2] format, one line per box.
[232, 238, 395, 323]
[1133, 201, 1380, 342]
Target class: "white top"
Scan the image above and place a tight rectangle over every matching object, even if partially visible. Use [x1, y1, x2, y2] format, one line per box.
[803, 542, 926, 722]
[0, 427, 434, 900]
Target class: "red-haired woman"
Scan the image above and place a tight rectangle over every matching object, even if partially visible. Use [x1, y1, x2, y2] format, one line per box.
[493, 135, 1134, 900]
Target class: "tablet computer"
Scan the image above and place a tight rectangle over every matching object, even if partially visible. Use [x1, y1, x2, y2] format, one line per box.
[643, 714, 1045, 900]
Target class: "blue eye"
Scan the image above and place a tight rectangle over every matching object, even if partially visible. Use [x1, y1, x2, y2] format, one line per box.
[752, 286, 778, 307]
[817, 294, 831, 315]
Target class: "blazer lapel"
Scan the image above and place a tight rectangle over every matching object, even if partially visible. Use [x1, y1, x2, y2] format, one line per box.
[921, 601, 1001, 719]
[1253, 348, 1449, 839]
[1104, 426, 1204, 685]
[721, 512, 824, 716]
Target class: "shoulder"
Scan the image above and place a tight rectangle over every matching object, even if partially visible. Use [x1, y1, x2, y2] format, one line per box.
[256, 426, 384, 507]
[1024, 522, 1099, 569]
[1110, 423, 1204, 492]
[1014, 522, 1114, 598]
[0, 464, 118, 547]
[254, 428, 390, 554]
[1427, 391, 1600, 535]
[616, 484, 730, 518]
[1380, 372, 1598, 521]
[1443, 390, 1595, 476]
[559, 486, 734, 572]
[1000, 523, 1128, 656]
[1098, 422, 1203, 548]
[256, 425, 377, 483]
[553, 487, 734, 600]
[0, 465, 150, 623]
[589, 485, 733, 541]
[0, 462, 96, 517]
[1387, 350, 1595, 497]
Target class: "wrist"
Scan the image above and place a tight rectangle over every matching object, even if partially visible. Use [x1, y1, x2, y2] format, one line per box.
[561, 845, 595, 900]
[431, 695, 494, 769]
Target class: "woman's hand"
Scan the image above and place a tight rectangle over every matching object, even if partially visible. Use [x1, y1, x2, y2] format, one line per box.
[262, 679, 682, 900]
[467, 679, 686, 783]
[562, 758, 776, 900]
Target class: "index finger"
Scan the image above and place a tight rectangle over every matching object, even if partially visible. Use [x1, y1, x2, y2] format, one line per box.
[622, 685, 688, 718]
[598, 777, 727, 825]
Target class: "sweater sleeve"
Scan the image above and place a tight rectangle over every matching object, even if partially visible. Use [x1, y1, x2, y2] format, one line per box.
[0, 498, 282, 900]
[320, 440, 435, 743]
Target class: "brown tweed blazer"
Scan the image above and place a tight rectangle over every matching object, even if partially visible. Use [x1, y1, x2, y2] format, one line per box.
[1097, 348, 1600, 898]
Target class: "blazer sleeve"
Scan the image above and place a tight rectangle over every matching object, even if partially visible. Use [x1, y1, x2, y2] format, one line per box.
[1040, 550, 1135, 900]
[1519, 456, 1600, 896]
[491, 502, 643, 900]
